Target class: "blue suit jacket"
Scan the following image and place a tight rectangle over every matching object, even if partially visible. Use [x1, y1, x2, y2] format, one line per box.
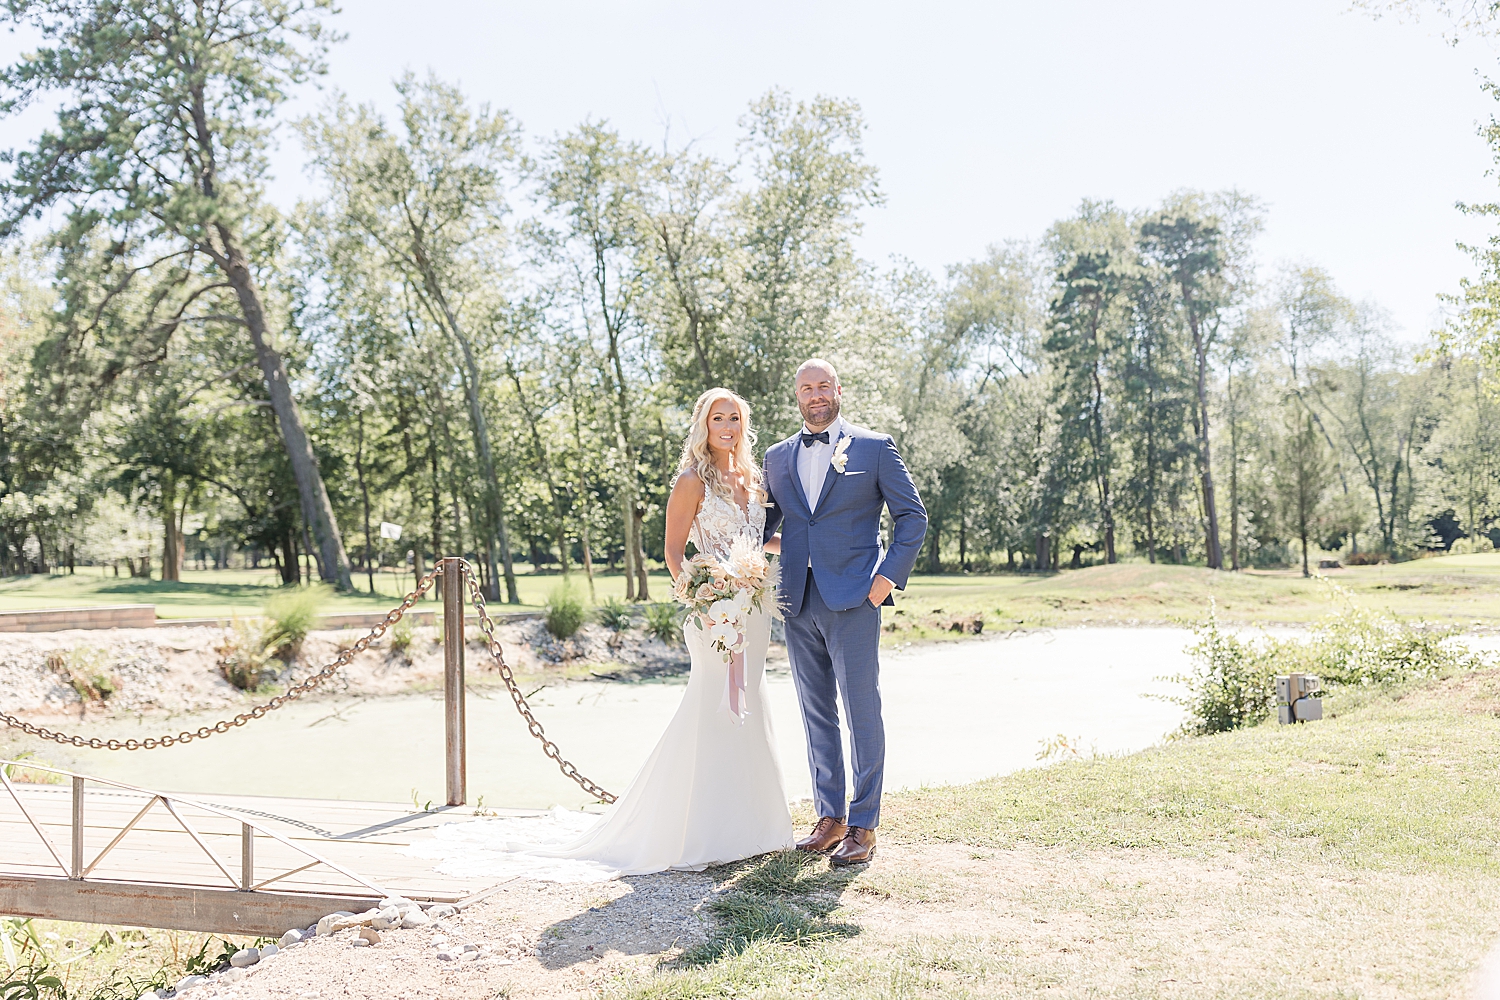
[762, 422, 928, 615]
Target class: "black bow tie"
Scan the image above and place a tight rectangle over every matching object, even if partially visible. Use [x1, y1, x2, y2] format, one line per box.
[801, 431, 830, 447]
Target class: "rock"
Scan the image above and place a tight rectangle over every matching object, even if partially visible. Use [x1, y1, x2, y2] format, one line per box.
[427, 903, 458, 919]
[352, 937, 370, 948]
[230, 947, 259, 968]
[458, 950, 478, 962]
[220, 968, 247, 984]
[435, 949, 457, 961]
[460, 943, 479, 954]
[400, 908, 432, 929]
[136, 991, 162, 1000]
[279, 928, 304, 947]
[316, 911, 355, 936]
[380, 895, 417, 912]
[335, 908, 382, 931]
[260, 943, 279, 959]
[371, 905, 403, 930]
[358, 927, 381, 945]
[174, 975, 207, 993]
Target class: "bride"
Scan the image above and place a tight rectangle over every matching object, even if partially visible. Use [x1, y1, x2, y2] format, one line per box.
[407, 387, 793, 880]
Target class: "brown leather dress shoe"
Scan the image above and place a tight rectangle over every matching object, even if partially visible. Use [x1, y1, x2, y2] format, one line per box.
[795, 816, 848, 853]
[829, 826, 876, 866]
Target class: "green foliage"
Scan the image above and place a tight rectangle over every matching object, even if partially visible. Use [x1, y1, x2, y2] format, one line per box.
[0, 753, 64, 785]
[214, 618, 276, 691]
[643, 602, 684, 645]
[43, 647, 117, 704]
[389, 614, 416, 657]
[1301, 580, 1489, 686]
[595, 596, 633, 631]
[0, 964, 61, 1000]
[1167, 581, 1490, 735]
[1167, 599, 1278, 735]
[262, 585, 330, 660]
[543, 586, 586, 640]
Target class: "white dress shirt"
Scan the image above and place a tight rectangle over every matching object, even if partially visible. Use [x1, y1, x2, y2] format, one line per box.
[797, 416, 846, 515]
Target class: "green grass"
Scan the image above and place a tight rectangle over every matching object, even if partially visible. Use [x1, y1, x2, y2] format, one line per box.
[11, 552, 1500, 630]
[882, 667, 1500, 870]
[0, 565, 675, 619]
[890, 553, 1500, 635]
[604, 667, 1500, 999]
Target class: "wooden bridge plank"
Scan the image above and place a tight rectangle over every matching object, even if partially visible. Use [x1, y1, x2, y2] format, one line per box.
[0, 876, 381, 936]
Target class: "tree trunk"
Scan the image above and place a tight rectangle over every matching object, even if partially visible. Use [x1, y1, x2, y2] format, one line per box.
[1188, 316, 1224, 569]
[356, 413, 375, 594]
[414, 267, 518, 604]
[1035, 532, 1050, 572]
[280, 527, 300, 585]
[507, 362, 570, 578]
[160, 475, 182, 583]
[621, 492, 638, 602]
[216, 231, 352, 591]
[1228, 369, 1241, 571]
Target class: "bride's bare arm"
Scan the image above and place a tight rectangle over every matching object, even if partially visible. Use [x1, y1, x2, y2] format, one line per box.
[763, 533, 782, 555]
[664, 471, 703, 581]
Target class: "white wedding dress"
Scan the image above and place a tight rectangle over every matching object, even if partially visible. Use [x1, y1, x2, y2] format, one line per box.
[404, 486, 794, 882]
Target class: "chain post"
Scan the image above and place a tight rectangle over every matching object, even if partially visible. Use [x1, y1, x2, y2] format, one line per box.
[70, 776, 84, 879]
[442, 557, 467, 807]
[240, 822, 253, 891]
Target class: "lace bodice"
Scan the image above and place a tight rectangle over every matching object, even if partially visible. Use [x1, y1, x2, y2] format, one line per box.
[690, 485, 766, 560]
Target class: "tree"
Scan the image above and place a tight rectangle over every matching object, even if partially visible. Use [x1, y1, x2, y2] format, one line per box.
[0, 0, 354, 589]
[538, 123, 656, 601]
[300, 75, 522, 602]
[1138, 194, 1261, 569]
[1275, 406, 1331, 577]
[1046, 203, 1136, 564]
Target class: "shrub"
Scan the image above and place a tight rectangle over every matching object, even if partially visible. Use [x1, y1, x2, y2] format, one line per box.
[595, 596, 633, 632]
[261, 585, 330, 661]
[44, 646, 118, 704]
[1345, 550, 1389, 566]
[1305, 580, 1487, 686]
[544, 586, 586, 640]
[1167, 580, 1490, 735]
[215, 619, 275, 691]
[644, 602, 684, 645]
[1165, 599, 1278, 735]
[390, 615, 416, 658]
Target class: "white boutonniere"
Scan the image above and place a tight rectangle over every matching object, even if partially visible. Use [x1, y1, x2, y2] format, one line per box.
[830, 435, 852, 474]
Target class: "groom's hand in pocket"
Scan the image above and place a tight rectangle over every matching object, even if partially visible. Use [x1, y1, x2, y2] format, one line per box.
[867, 574, 894, 607]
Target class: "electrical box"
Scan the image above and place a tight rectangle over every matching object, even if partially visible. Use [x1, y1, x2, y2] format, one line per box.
[1276, 673, 1322, 724]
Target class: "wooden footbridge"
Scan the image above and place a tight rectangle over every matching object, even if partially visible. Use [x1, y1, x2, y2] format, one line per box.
[0, 560, 615, 936]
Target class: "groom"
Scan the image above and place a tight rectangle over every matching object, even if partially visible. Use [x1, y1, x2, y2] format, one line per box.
[762, 358, 927, 866]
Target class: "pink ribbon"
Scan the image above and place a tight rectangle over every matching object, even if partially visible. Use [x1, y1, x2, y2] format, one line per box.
[723, 642, 748, 725]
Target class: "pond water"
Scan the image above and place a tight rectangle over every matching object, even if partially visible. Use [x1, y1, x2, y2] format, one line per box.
[51, 627, 1195, 809]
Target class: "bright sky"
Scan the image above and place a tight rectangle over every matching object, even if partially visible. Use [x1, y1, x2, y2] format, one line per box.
[3, 0, 1497, 341]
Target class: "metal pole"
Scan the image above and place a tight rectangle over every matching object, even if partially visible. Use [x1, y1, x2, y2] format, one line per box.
[442, 557, 467, 806]
[241, 822, 254, 890]
[70, 776, 84, 879]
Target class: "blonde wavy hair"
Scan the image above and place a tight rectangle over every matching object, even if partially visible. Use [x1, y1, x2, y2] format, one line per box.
[677, 387, 765, 503]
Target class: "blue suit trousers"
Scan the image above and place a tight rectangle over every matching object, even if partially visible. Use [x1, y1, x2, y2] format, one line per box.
[783, 569, 885, 829]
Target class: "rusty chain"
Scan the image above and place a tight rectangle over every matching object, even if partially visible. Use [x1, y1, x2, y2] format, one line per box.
[460, 561, 617, 803]
[0, 562, 617, 803]
[0, 568, 440, 751]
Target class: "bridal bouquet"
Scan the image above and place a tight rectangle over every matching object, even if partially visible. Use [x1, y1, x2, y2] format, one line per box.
[671, 536, 780, 723]
[672, 536, 780, 648]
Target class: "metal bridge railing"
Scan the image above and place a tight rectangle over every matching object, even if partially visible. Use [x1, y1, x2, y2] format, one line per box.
[0, 759, 391, 897]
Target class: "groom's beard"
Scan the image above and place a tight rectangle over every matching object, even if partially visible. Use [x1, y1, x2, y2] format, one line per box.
[799, 396, 840, 430]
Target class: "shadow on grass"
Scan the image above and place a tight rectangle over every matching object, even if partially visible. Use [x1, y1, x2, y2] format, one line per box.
[678, 850, 862, 965]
